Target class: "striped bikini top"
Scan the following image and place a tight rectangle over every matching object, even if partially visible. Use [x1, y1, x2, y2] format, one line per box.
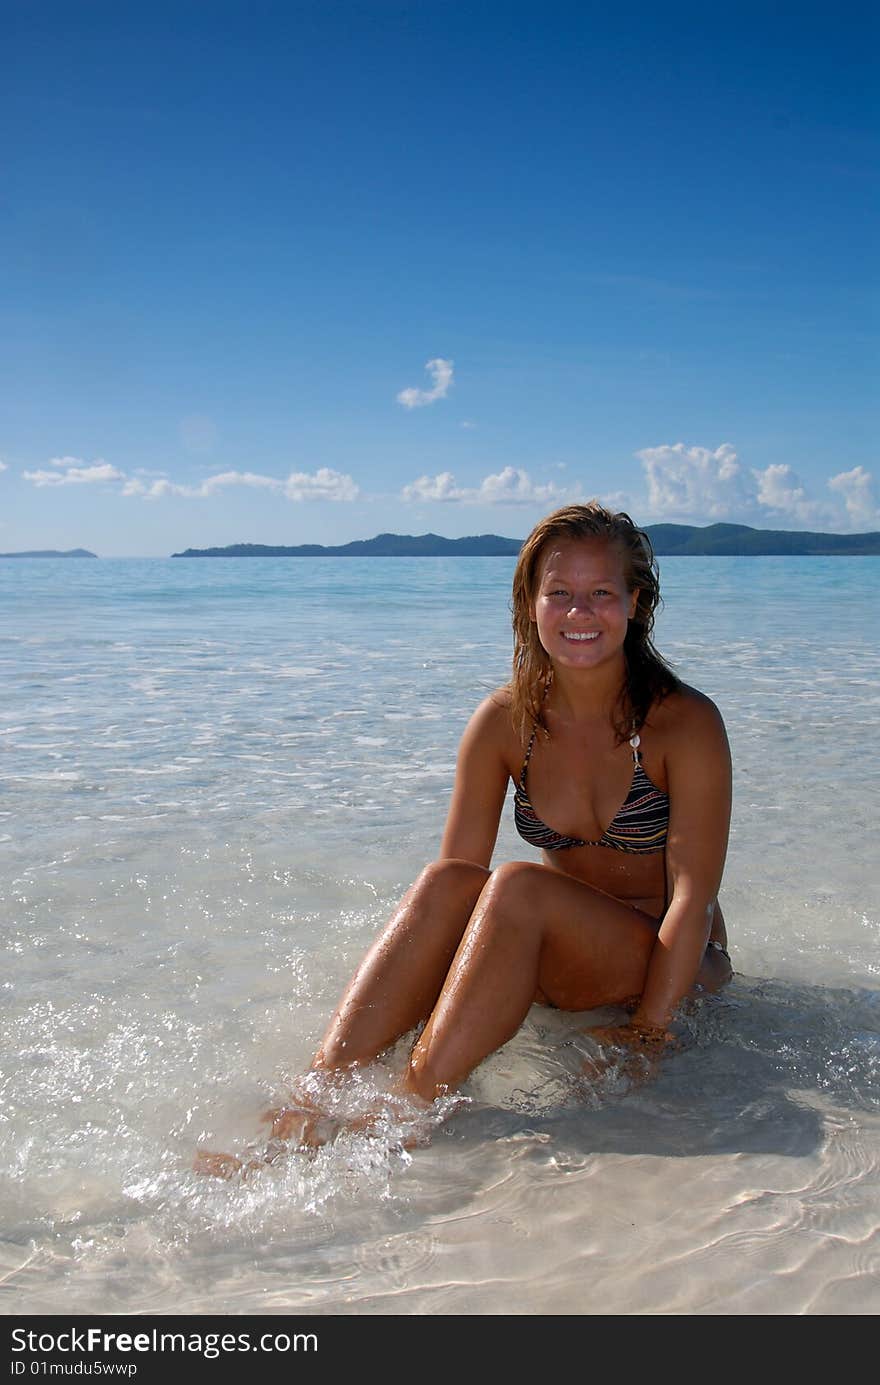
[513, 726, 669, 854]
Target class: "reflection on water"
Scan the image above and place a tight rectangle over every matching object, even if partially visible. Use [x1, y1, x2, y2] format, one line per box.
[2, 963, 877, 1315]
[1, 557, 878, 1314]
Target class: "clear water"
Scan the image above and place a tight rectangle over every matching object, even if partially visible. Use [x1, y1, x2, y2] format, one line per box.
[1, 556, 878, 1315]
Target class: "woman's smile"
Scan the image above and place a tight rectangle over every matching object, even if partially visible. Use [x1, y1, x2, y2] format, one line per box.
[531, 538, 637, 666]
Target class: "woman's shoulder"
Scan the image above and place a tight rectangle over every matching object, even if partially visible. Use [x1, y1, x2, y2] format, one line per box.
[650, 683, 728, 752]
[467, 685, 515, 736]
[460, 686, 521, 764]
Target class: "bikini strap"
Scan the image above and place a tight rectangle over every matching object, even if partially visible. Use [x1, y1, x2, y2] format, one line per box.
[519, 725, 539, 788]
[519, 675, 552, 788]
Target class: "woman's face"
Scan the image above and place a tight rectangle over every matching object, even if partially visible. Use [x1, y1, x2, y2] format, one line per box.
[529, 537, 638, 672]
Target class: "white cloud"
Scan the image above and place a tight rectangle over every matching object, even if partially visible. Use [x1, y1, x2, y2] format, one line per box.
[24, 459, 124, 487]
[636, 443, 747, 519]
[122, 477, 195, 498]
[396, 357, 454, 409]
[402, 471, 465, 502]
[751, 463, 825, 525]
[123, 467, 359, 503]
[201, 470, 282, 496]
[124, 471, 283, 499]
[284, 467, 359, 502]
[828, 466, 880, 529]
[478, 466, 565, 505]
[124, 477, 179, 498]
[210, 473, 278, 495]
[753, 463, 805, 511]
[634, 441, 878, 531]
[599, 489, 630, 512]
[0, 460, 7, 473]
[401, 465, 569, 506]
[19, 450, 360, 505]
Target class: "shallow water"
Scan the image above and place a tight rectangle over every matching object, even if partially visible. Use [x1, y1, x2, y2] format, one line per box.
[1, 556, 878, 1315]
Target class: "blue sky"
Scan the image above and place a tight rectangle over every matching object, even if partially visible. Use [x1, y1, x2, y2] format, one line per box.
[2, 0, 877, 555]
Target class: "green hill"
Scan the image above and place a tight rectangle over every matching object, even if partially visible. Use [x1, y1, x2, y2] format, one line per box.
[173, 523, 880, 558]
[0, 548, 98, 558]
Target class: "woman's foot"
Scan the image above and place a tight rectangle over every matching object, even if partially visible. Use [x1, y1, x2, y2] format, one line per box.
[261, 1101, 340, 1146]
[192, 1073, 443, 1178]
[192, 1148, 262, 1180]
[193, 1088, 376, 1178]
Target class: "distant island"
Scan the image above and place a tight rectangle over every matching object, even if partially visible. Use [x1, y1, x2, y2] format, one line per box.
[174, 533, 522, 558]
[173, 523, 880, 558]
[0, 548, 97, 559]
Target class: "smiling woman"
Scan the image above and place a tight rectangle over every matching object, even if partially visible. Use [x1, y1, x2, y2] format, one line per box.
[196, 502, 733, 1174]
[533, 545, 639, 658]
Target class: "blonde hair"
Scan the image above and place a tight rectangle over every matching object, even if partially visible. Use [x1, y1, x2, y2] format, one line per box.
[509, 502, 679, 743]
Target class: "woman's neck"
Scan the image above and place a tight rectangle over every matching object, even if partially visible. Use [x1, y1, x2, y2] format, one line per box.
[548, 656, 627, 725]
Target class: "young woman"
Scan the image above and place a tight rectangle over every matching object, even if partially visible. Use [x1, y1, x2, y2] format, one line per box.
[197, 503, 731, 1172]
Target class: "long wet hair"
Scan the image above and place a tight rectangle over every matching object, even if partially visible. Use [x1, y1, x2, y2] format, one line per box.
[509, 502, 680, 744]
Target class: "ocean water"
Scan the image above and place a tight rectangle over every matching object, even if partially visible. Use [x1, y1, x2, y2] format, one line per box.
[1, 555, 878, 1316]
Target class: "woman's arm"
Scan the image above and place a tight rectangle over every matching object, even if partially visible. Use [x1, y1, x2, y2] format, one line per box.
[439, 693, 513, 868]
[632, 693, 732, 1031]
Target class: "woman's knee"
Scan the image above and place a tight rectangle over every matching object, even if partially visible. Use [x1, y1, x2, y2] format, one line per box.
[402, 859, 542, 952]
[411, 857, 490, 902]
[386, 859, 490, 953]
[481, 860, 544, 908]
[471, 860, 548, 939]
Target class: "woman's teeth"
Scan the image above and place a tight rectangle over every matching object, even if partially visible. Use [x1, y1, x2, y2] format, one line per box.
[563, 632, 599, 641]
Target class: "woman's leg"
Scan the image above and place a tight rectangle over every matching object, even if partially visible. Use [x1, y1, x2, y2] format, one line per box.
[196, 859, 490, 1166]
[314, 858, 490, 1069]
[404, 860, 661, 1101]
[196, 859, 709, 1172]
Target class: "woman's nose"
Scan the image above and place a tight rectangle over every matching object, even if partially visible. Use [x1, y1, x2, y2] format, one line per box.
[568, 594, 594, 615]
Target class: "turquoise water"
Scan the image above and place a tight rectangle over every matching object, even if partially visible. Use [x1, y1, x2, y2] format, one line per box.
[1, 556, 878, 1314]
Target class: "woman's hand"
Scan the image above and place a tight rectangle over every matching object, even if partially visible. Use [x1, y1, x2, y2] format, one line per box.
[580, 1020, 678, 1083]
